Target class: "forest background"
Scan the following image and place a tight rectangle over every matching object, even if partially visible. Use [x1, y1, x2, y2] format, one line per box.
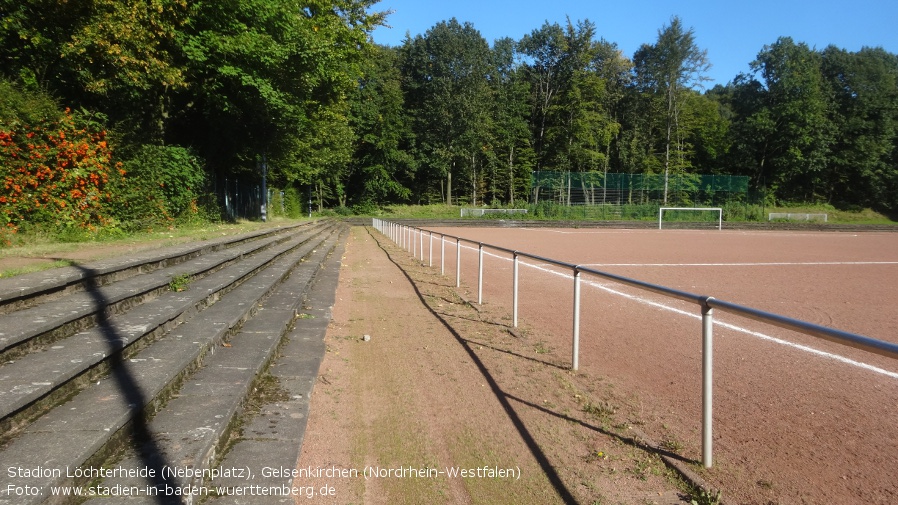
[1, 0, 897, 241]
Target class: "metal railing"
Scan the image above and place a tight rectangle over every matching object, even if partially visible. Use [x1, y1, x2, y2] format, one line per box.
[371, 219, 898, 468]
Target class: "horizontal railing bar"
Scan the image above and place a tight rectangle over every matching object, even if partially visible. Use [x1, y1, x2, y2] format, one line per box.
[707, 298, 898, 361]
[415, 223, 898, 362]
[577, 265, 709, 306]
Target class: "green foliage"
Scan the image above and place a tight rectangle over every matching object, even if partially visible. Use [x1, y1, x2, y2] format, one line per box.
[121, 145, 206, 218]
[689, 488, 721, 505]
[2, 3, 897, 217]
[0, 80, 62, 126]
[168, 273, 191, 292]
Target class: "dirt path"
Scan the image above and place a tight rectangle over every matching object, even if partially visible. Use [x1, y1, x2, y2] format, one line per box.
[295, 226, 695, 504]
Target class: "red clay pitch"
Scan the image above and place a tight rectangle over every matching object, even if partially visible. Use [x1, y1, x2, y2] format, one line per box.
[406, 226, 898, 505]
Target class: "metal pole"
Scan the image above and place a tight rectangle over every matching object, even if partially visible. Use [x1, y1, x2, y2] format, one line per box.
[702, 301, 714, 468]
[513, 252, 519, 328]
[420, 229, 424, 261]
[572, 268, 581, 371]
[429, 232, 433, 267]
[260, 153, 267, 222]
[441, 235, 445, 275]
[478, 243, 484, 305]
[456, 238, 461, 288]
[413, 227, 417, 257]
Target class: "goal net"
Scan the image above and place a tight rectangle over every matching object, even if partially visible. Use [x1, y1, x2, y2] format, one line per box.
[658, 207, 723, 230]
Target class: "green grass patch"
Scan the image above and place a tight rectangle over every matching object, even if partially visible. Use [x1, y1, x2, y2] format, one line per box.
[362, 202, 896, 225]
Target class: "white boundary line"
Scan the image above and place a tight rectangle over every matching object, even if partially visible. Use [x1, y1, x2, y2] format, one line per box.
[458, 243, 898, 380]
[581, 261, 898, 267]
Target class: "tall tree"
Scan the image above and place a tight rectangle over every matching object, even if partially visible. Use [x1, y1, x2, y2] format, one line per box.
[346, 44, 415, 206]
[487, 37, 533, 205]
[519, 21, 568, 171]
[632, 16, 711, 202]
[730, 37, 833, 202]
[62, 0, 190, 143]
[821, 46, 898, 210]
[400, 18, 491, 204]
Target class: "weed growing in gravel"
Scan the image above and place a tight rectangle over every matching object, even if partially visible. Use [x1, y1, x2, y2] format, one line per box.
[168, 273, 190, 292]
[689, 487, 722, 505]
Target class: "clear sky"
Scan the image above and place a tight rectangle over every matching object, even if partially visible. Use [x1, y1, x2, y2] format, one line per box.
[368, 0, 898, 87]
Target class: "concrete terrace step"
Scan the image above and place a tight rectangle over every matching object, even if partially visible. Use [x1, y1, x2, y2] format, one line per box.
[0, 221, 336, 437]
[0, 225, 304, 361]
[0, 223, 305, 314]
[80, 227, 347, 505]
[207, 228, 345, 505]
[0, 220, 346, 505]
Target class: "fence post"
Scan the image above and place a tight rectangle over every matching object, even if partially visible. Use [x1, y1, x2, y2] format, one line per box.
[429, 232, 433, 267]
[513, 252, 519, 328]
[478, 244, 484, 305]
[456, 238, 461, 288]
[413, 227, 417, 257]
[419, 228, 424, 261]
[441, 235, 445, 275]
[572, 267, 581, 371]
[702, 299, 714, 468]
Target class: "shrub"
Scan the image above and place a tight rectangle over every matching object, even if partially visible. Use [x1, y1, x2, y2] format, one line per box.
[0, 108, 117, 237]
[119, 145, 207, 220]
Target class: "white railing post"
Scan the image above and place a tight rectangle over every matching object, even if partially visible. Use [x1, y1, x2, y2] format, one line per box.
[702, 300, 714, 468]
[440, 235, 445, 275]
[478, 243, 484, 305]
[572, 267, 581, 371]
[456, 238, 461, 288]
[429, 232, 433, 267]
[512, 252, 519, 328]
[419, 228, 424, 261]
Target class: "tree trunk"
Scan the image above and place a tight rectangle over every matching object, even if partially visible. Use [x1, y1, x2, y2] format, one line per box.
[508, 146, 515, 206]
[446, 164, 453, 206]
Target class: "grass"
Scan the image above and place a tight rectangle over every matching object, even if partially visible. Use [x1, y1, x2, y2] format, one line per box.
[363, 202, 895, 225]
[764, 204, 895, 224]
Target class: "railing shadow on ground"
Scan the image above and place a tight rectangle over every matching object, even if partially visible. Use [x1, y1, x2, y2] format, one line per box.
[367, 229, 578, 504]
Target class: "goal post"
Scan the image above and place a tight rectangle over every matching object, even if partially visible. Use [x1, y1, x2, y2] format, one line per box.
[658, 207, 723, 230]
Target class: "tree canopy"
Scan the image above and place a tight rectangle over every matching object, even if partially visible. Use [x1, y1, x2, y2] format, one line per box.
[2, 3, 897, 227]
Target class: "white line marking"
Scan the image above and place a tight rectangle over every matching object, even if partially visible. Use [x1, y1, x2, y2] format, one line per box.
[581, 261, 898, 267]
[455, 242, 898, 380]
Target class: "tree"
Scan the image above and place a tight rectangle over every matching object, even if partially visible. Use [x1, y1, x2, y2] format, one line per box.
[400, 18, 492, 204]
[730, 37, 833, 203]
[61, 0, 190, 143]
[346, 45, 415, 206]
[487, 37, 533, 205]
[519, 21, 568, 171]
[173, 0, 384, 197]
[632, 16, 711, 202]
[821, 46, 898, 211]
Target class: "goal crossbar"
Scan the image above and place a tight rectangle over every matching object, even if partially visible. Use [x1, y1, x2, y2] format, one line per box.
[658, 207, 723, 230]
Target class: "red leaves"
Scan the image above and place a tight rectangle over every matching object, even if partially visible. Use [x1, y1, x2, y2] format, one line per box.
[0, 109, 116, 233]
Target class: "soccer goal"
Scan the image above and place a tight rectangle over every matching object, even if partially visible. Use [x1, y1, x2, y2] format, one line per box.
[658, 207, 723, 230]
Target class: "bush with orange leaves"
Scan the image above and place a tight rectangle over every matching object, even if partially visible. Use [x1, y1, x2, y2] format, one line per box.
[0, 108, 119, 236]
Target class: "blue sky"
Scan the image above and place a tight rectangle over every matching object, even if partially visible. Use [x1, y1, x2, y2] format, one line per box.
[369, 0, 898, 86]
